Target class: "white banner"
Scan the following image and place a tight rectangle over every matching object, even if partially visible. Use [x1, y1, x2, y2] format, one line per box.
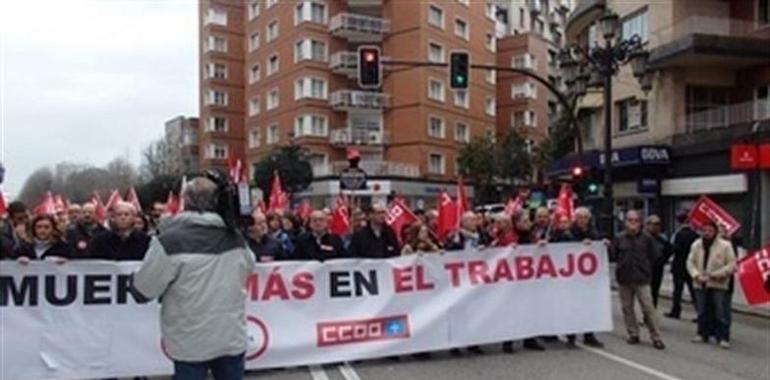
[0, 243, 612, 380]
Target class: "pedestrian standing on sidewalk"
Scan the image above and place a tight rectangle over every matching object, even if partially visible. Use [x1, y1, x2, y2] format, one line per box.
[665, 210, 700, 319]
[612, 210, 665, 350]
[646, 215, 673, 308]
[687, 220, 736, 349]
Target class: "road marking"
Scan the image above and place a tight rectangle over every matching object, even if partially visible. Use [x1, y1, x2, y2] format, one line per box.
[338, 361, 363, 380]
[577, 343, 684, 380]
[309, 365, 330, 380]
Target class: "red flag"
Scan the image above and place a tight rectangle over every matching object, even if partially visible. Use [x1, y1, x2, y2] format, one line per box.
[737, 245, 770, 306]
[126, 187, 142, 213]
[268, 171, 289, 212]
[90, 192, 107, 223]
[33, 192, 57, 216]
[456, 177, 469, 228]
[0, 191, 7, 217]
[105, 189, 123, 212]
[329, 194, 350, 236]
[437, 191, 458, 241]
[386, 198, 419, 245]
[553, 183, 574, 224]
[163, 191, 179, 215]
[504, 196, 523, 217]
[227, 156, 246, 184]
[53, 194, 67, 214]
[296, 199, 313, 221]
[688, 195, 741, 237]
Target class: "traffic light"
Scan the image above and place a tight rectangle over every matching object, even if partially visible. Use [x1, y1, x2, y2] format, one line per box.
[571, 166, 584, 178]
[449, 51, 469, 90]
[587, 181, 600, 195]
[358, 46, 382, 89]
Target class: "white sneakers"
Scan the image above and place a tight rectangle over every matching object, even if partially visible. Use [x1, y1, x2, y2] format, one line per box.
[719, 341, 731, 349]
[691, 335, 730, 349]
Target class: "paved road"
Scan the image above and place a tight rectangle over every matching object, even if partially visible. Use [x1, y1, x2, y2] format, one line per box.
[242, 294, 769, 380]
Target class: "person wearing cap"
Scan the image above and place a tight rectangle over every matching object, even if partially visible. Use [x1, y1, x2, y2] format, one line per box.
[665, 209, 700, 319]
[349, 202, 399, 259]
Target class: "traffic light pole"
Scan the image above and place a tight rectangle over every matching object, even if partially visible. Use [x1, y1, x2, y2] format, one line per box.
[382, 60, 585, 173]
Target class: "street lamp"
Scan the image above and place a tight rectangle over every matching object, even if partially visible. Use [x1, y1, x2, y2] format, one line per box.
[559, 10, 653, 239]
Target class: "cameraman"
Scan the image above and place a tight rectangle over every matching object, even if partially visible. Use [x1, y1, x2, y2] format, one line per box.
[131, 177, 256, 380]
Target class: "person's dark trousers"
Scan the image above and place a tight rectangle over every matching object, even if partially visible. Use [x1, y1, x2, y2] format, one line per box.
[694, 289, 729, 343]
[174, 353, 245, 380]
[651, 263, 666, 308]
[723, 287, 733, 341]
[669, 272, 697, 317]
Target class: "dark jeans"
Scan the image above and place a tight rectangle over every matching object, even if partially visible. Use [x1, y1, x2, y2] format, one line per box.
[669, 271, 696, 317]
[694, 289, 729, 342]
[651, 263, 666, 308]
[173, 352, 245, 380]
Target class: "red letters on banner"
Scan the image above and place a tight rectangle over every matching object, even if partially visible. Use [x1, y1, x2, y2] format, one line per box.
[687, 195, 741, 237]
[738, 246, 770, 306]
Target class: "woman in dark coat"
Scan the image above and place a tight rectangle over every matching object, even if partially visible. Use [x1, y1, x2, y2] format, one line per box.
[13, 214, 72, 263]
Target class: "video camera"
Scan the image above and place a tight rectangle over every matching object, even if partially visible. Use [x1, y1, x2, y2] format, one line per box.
[203, 169, 253, 231]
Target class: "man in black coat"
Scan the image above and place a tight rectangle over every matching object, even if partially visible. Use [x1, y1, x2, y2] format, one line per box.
[665, 210, 700, 319]
[646, 214, 673, 308]
[90, 202, 150, 261]
[246, 212, 285, 261]
[66, 203, 107, 258]
[294, 211, 346, 262]
[348, 203, 399, 259]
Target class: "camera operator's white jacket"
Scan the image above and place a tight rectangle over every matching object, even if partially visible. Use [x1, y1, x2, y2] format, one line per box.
[132, 211, 256, 362]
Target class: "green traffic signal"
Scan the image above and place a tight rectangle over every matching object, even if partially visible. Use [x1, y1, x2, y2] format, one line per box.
[587, 182, 599, 194]
[450, 52, 469, 90]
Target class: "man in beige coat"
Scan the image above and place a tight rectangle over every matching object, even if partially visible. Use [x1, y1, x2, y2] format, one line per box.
[686, 220, 736, 349]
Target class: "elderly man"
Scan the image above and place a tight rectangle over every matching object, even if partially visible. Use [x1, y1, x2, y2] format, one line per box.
[90, 202, 150, 261]
[132, 177, 256, 380]
[247, 211, 284, 262]
[294, 210, 346, 261]
[445, 211, 487, 250]
[613, 210, 665, 350]
[532, 207, 551, 241]
[66, 203, 107, 258]
[349, 203, 399, 259]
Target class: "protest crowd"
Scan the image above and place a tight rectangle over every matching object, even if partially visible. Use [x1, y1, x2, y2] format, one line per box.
[0, 171, 765, 379]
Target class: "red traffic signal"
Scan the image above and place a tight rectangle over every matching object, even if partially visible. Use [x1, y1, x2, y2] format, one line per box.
[572, 166, 584, 178]
[358, 46, 382, 89]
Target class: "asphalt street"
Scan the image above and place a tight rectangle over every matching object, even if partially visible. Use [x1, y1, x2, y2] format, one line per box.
[242, 294, 770, 380]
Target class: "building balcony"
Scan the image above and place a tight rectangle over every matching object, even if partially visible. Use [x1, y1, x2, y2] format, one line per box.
[329, 13, 390, 42]
[330, 90, 389, 111]
[649, 16, 770, 69]
[528, 0, 542, 14]
[313, 160, 419, 178]
[565, 0, 605, 42]
[329, 128, 390, 147]
[678, 99, 768, 134]
[495, 22, 508, 38]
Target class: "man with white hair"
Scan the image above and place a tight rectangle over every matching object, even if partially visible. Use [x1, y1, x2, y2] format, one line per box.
[294, 210, 347, 261]
[90, 201, 150, 261]
[445, 211, 487, 250]
[349, 202, 399, 258]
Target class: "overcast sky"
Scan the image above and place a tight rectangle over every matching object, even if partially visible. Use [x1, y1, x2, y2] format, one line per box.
[0, 0, 198, 197]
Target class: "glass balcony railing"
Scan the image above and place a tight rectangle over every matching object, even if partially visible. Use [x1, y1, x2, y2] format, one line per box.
[329, 128, 390, 146]
[680, 99, 768, 133]
[330, 90, 390, 110]
[330, 13, 390, 40]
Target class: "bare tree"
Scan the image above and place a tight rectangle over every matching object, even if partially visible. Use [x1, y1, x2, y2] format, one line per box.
[106, 157, 139, 191]
[140, 138, 178, 181]
[17, 167, 54, 205]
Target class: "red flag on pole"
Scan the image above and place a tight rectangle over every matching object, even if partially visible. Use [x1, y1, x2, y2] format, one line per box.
[437, 191, 458, 242]
[90, 192, 107, 223]
[503, 196, 523, 217]
[53, 194, 67, 214]
[456, 177, 469, 228]
[268, 171, 289, 212]
[34, 192, 57, 216]
[105, 190, 123, 212]
[126, 187, 142, 213]
[737, 245, 770, 306]
[386, 197, 419, 245]
[688, 195, 741, 237]
[553, 183, 574, 224]
[163, 191, 179, 216]
[329, 194, 350, 236]
[296, 199, 313, 221]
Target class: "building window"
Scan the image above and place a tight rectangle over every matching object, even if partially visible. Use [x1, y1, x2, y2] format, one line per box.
[485, 33, 496, 52]
[428, 42, 445, 63]
[208, 143, 228, 159]
[485, 97, 496, 116]
[617, 98, 648, 133]
[511, 82, 536, 99]
[266, 0, 278, 9]
[294, 39, 327, 62]
[249, 64, 260, 84]
[267, 124, 280, 144]
[295, 115, 328, 137]
[454, 18, 469, 40]
[207, 90, 227, 106]
[248, 1, 260, 20]
[453, 89, 469, 108]
[206, 36, 227, 52]
[267, 54, 279, 75]
[249, 97, 260, 116]
[295, 77, 328, 100]
[428, 153, 445, 174]
[486, 69, 496, 85]
[757, 85, 770, 119]
[205, 8, 227, 26]
[266, 20, 279, 43]
[249, 32, 260, 52]
[455, 122, 469, 143]
[428, 116, 445, 138]
[207, 117, 228, 132]
[295, 1, 327, 25]
[266, 89, 279, 111]
[761, 0, 770, 25]
[456, 0, 469, 5]
[513, 110, 537, 128]
[512, 54, 535, 69]
[206, 63, 227, 79]
[428, 78, 445, 102]
[428, 5, 444, 28]
[685, 86, 728, 132]
[248, 128, 261, 148]
[621, 8, 648, 43]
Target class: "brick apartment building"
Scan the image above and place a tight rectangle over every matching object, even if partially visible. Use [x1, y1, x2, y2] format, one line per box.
[198, 0, 508, 206]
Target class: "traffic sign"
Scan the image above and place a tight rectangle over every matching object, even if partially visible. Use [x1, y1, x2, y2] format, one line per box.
[340, 167, 367, 190]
